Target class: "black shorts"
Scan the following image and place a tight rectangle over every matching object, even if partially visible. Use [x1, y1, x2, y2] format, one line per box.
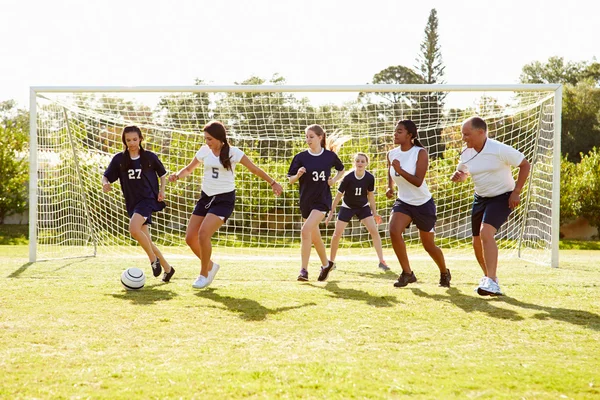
[392, 197, 437, 232]
[338, 205, 372, 222]
[193, 190, 236, 222]
[300, 203, 329, 219]
[128, 198, 166, 225]
[471, 192, 512, 236]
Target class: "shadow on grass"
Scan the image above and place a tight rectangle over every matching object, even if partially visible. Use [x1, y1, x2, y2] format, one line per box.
[310, 281, 403, 307]
[7, 262, 34, 278]
[7, 258, 89, 278]
[410, 287, 600, 330]
[108, 283, 178, 305]
[196, 289, 316, 321]
[340, 269, 399, 281]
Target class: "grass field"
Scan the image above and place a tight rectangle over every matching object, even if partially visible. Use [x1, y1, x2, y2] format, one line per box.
[1, 245, 599, 399]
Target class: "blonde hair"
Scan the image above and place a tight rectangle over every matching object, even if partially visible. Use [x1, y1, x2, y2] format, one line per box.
[305, 124, 351, 153]
[354, 152, 369, 164]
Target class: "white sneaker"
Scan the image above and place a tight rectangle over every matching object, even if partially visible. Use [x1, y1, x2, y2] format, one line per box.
[207, 262, 220, 285]
[477, 277, 503, 296]
[192, 275, 209, 289]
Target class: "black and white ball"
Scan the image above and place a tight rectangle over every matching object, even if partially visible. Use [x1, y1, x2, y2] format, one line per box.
[121, 267, 146, 290]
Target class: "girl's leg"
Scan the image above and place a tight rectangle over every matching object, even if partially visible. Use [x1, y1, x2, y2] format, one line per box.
[198, 213, 224, 277]
[300, 210, 326, 270]
[141, 224, 172, 273]
[388, 212, 413, 274]
[129, 213, 156, 263]
[418, 230, 448, 274]
[185, 214, 205, 260]
[329, 220, 349, 263]
[311, 220, 329, 267]
[361, 216, 386, 264]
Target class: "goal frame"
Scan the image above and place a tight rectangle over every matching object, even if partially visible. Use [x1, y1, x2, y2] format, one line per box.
[29, 84, 562, 267]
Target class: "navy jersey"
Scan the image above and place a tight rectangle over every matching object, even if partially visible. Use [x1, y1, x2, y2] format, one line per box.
[104, 151, 167, 215]
[338, 170, 375, 209]
[288, 149, 345, 210]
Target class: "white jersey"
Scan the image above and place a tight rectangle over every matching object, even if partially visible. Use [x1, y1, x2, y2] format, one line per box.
[195, 145, 245, 196]
[388, 145, 432, 206]
[457, 138, 525, 198]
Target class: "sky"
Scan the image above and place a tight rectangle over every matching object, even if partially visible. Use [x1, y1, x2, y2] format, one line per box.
[1, 0, 598, 107]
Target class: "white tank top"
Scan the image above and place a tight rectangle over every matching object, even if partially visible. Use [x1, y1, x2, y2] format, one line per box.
[388, 146, 432, 206]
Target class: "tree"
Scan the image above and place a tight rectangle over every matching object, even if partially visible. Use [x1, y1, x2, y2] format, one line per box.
[519, 56, 600, 86]
[0, 100, 29, 224]
[415, 8, 446, 157]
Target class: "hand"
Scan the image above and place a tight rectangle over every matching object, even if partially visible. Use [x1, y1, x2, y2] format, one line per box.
[374, 213, 382, 224]
[158, 190, 165, 202]
[325, 212, 333, 224]
[385, 187, 395, 199]
[271, 182, 283, 196]
[102, 183, 111, 193]
[297, 167, 306, 177]
[168, 173, 179, 182]
[327, 177, 334, 187]
[451, 171, 466, 182]
[508, 190, 521, 209]
[391, 159, 401, 173]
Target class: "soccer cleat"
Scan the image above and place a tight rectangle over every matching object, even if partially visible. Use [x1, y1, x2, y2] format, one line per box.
[207, 262, 220, 285]
[151, 258, 162, 277]
[297, 268, 309, 282]
[162, 267, 175, 283]
[393, 271, 417, 288]
[192, 275, 209, 289]
[318, 261, 336, 282]
[477, 277, 503, 296]
[378, 262, 390, 272]
[439, 269, 451, 288]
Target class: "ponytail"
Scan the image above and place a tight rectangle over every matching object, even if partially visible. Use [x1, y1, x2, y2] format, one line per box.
[305, 124, 351, 154]
[203, 120, 232, 171]
[220, 140, 232, 171]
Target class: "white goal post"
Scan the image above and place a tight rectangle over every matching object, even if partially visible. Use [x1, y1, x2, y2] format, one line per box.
[29, 84, 561, 267]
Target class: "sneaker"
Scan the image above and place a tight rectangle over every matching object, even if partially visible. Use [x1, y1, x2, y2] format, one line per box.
[297, 268, 308, 282]
[207, 262, 220, 285]
[393, 271, 417, 287]
[318, 261, 336, 282]
[378, 262, 390, 272]
[192, 275, 209, 289]
[151, 258, 162, 277]
[477, 277, 503, 296]
[162, 267, 175, 283]
[439, 269, 451, 288]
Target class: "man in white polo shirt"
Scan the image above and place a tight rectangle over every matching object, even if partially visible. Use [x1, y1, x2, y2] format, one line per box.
[451, 116, 531, 296]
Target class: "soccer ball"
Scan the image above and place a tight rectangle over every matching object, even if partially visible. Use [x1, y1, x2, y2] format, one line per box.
[121, 267, 146, 290]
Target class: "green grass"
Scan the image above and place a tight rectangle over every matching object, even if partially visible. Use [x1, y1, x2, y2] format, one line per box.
[1, 245, 600, 399]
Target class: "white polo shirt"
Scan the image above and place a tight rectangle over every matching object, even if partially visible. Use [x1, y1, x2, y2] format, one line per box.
[457, 138, 525, 198]
[195, 144, 245, 196]
[388, 145, 432, 206]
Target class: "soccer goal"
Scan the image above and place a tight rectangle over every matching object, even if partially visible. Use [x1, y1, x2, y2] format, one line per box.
[29, 84, 561, 267]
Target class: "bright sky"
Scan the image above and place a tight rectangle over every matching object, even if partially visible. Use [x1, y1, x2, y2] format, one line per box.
[1, 0, 597, 107]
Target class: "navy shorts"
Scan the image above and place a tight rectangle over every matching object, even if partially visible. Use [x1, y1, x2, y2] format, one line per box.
[193, 190, 236, 222]
[392, 197, 437, 232]
[129, 198, 166, 226]
[338, 205, 372, 222]
[300, 203, 329, 219]
[471, 192, 512, 236]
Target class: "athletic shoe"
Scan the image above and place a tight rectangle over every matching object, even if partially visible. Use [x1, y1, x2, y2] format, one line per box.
[378, 262, 390, 272]
[318, 261, 336, 282]
[151, 258, 162, 277]
[477, 277, 503, 296]
[439, 269, 451, 288]
[207, 262, 220, 285]
[393, 271, 417, 287]
[162, 267, 175, 283]
[297, 268, 308, 282]
[192, 275, 209, 289]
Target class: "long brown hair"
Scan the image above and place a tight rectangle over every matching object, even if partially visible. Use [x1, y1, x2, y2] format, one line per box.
[305, 124, 350, 154]
[204, 120, 232, 171]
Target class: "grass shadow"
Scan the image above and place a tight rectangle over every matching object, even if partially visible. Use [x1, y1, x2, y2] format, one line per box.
[196, 289, 316, 321]
[108, 283, 178, 305]
[311, 281, 403, 307]
[340, 269, 399, 281]
[8, 258, 90, 278]
[7, 262, 34, 278]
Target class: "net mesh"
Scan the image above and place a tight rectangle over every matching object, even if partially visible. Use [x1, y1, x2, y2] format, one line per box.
[33, 86, 557, 265]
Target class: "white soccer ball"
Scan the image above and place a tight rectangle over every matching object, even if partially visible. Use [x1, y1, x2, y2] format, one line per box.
[121, 267, 146, 290]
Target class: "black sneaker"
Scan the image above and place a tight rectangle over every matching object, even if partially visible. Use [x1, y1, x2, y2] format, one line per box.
[439, 269, 451, 288]
[318, 261, 336, 282]
[297, 268, 308, 281]
[393, 271, 417, 287]
[162, 267, 175, 283]
[151, 258, 162, 277]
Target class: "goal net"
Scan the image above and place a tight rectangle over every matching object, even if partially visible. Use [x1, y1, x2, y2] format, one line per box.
[30, 85, 560, 266]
